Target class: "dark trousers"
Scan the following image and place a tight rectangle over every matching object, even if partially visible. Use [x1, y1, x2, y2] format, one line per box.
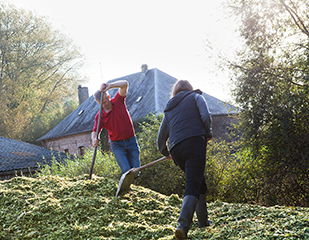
[171, 136, 207, 198]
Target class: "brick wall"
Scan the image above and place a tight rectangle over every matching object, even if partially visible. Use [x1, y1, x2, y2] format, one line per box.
[42, 132, 92, 155]
[42, 114, 238, 155]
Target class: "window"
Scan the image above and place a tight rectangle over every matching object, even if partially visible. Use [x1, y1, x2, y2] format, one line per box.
[136, 96, 143, 103]
[78, 146, 85, 156]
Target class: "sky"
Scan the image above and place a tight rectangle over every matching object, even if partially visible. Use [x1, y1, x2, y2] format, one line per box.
[8, 0, 240, 102]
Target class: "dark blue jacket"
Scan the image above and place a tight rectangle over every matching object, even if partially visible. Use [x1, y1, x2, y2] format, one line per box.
[157, 89, 212, 156]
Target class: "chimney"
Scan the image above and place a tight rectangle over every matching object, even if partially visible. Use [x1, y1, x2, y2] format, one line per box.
[141, 64, 148, 73]
[78, 85, 89, 105]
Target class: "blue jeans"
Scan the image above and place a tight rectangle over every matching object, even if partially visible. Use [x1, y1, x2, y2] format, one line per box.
[170, 136, 207, 199]
[110, 136, 141, 174]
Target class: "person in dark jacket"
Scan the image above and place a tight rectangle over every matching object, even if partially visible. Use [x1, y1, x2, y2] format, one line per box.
[157, 80, 212, 240]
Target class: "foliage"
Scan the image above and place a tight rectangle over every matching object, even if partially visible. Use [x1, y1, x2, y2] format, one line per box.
[28, 99, 78, 145]
[226, 0, 309, 206]
[0, 3, 85, 142]
[1, 175, 309, 239]
[206, 138, 266, 205]
[135, 113, 185, 197]
[37, 148, 120, 181]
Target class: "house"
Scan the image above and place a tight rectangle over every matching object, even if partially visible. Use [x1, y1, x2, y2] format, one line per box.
[37, 64, 238, 155]
[0, 136, 69, 180]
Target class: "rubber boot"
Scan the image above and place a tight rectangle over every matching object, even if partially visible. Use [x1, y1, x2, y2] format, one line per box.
[175, 195, 198, 239]
[195, 194, 210, 228]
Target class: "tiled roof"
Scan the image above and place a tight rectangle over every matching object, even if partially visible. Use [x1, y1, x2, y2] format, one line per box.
[38, 67, 238, 141]
[0, 136, 68, 175]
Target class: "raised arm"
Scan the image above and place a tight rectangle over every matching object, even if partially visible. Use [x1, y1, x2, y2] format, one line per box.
[100, 80, 128, 97]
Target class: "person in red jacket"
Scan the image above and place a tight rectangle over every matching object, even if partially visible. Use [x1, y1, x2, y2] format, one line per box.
[92, 80, 140, 175]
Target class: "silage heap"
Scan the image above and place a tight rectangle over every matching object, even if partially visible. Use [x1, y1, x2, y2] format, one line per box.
[0, 175, 180, 239]
[1, 175, 309, 240]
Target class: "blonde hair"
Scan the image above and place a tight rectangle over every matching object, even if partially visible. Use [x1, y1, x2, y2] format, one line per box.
[171, 80, 193, 97]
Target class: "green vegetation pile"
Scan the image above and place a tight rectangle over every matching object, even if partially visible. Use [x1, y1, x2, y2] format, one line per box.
[1, 175, 309, 239]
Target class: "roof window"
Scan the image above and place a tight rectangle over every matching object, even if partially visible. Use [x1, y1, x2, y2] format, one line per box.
[78, 110, 84, 115]
[136, 96, 143, 103]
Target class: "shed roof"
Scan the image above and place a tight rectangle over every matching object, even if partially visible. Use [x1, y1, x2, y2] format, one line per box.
[0, 136, 68, 175]
[38, 67, 237, 141]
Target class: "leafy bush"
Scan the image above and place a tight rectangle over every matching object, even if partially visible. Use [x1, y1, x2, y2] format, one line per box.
[38, 149, 120, 182]
[135, 113, 185, 197]
[206, 139, 264, 204]
[206, 136, 309, 207]
[29, 100, 79, 146]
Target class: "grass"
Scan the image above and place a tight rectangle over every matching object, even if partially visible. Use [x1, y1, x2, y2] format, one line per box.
[1, 175, 308, 239]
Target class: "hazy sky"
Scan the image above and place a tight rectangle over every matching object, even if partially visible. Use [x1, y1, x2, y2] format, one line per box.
[8, 0, 239, 101]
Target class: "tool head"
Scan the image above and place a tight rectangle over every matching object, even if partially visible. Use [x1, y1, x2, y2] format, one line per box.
[115, 156, 167, 197]
[115, 168, 136, 197]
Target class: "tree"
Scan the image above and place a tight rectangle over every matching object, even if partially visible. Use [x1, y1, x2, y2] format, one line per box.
[0, 3, 85, 142]
[226, 0, 309, 206]
[29, 99, 79, 145]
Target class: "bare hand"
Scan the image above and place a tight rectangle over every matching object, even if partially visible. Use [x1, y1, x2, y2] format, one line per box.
[92, 138, 100, 147]
[100, 83, 110, 92]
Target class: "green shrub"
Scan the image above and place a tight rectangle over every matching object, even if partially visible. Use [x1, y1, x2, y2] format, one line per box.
[135, 113, 185, 197]
[206, 139, 264, 204]
[37, 149, 120, 181]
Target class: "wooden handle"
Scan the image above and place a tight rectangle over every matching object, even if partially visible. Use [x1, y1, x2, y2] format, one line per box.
[136, 156, 167, 172]
[89, 91, 104, 180]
